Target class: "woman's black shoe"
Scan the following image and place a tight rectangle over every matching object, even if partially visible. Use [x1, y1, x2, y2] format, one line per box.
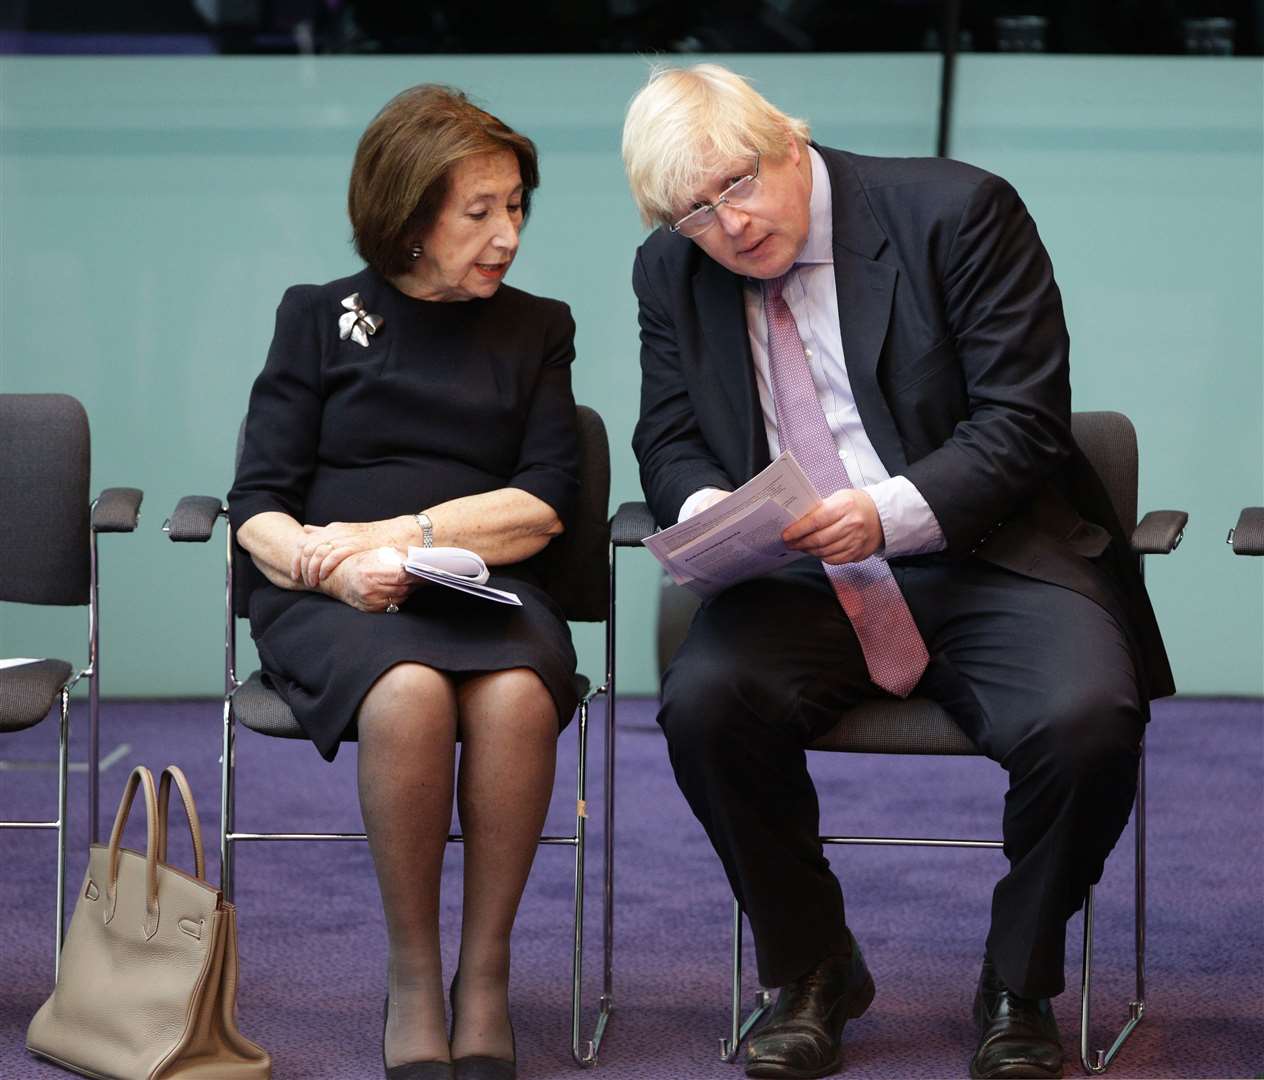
[382, 996, 455, 1080]
[452, 1053, 516, 1080]
[449, 973, 518, 1080]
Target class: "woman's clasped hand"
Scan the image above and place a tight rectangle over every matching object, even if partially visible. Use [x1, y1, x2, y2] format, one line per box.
[291, 518, 415, 587]
[316, 545, 416, 615]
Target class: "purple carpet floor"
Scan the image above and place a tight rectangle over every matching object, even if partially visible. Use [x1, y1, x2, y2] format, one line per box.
[2, 696, 1261, 1079]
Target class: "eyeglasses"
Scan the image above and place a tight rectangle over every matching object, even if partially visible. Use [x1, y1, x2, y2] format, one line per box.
[669, 154, 762, 238]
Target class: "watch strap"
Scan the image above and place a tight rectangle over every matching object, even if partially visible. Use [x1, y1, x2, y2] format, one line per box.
[414, 512, 434, 548]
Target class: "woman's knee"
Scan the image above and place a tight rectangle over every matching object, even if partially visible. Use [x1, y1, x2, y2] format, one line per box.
[358, 663, 457, 744]
[459, 667, 558, 738]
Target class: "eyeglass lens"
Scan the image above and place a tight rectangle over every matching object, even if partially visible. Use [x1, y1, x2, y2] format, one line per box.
[676, 174, 759, 236]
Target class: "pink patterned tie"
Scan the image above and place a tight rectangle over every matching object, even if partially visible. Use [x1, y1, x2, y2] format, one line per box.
[764, 273, 929, 697]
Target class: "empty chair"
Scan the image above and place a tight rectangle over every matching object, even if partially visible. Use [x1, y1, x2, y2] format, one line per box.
[0, 393, 142, 978]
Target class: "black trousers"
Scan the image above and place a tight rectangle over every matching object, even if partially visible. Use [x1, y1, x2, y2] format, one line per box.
[657, 556, 1144, 1000]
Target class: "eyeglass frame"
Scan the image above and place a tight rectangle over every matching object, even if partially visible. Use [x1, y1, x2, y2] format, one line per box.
[669, 153, 762, 237]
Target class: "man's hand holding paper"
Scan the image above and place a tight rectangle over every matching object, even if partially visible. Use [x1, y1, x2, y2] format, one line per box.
[641, 451, 826, 595]
[781, 488, 884, 564]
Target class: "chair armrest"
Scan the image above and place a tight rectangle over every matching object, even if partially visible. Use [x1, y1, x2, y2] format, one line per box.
[91, 487, 144, 533]
[1229, 507, 1264, 556]
[164, 495, 226, 542]
[611, 501, 656, 547]
[1131, 510, 1187, 555]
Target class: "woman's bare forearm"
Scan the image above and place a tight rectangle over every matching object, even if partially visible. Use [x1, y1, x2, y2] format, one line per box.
[245, 488, 562, 590]
[424, 487, 563, 565]
[236, 511, 313, 591]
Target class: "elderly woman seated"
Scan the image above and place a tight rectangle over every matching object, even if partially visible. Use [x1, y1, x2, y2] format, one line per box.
[228, 85, 579, 1080]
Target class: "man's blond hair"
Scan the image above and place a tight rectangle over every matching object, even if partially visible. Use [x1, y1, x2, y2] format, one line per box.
[621, 63, 811, 229]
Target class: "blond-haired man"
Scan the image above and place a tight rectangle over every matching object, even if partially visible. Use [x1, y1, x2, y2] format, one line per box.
[622, 64, 1172, 1079]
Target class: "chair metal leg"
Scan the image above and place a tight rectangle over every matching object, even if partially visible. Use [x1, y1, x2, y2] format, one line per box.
[87, 673, 100, 845]
[1079, 736, 1146, 1074]
[219, 695, 236, 900]
[88, 529, 101, 844]
[721, 901, 772, 1062]
[567, 539, 624, 1063]
[604, 537, 618, 1010]
[600, 582, 618, 1044]
[53, 687, 71, 982]
[604, 682, 619, 1047]
[571, 685, 616, 1066]
[571, 697, 591, 1064]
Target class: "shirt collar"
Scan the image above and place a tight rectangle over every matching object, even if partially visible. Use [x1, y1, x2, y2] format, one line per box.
[797, 144, 834, 266]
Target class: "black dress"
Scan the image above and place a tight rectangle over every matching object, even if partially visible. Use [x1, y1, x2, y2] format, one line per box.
[228, 267, 580, 761]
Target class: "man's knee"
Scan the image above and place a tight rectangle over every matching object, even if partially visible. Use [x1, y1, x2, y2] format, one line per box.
[1009, 682, 1143, 781]
[656, 576, 851, 760]
[659, 646, 750, 755]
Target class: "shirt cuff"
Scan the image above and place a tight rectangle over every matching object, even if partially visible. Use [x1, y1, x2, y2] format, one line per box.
[679, 487, 730, 523]
[863, 476, 946, 558]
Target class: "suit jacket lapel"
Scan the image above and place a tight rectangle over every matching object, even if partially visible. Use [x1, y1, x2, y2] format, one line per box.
[692, 257, 768, 479]
[820, 147, 909, 475]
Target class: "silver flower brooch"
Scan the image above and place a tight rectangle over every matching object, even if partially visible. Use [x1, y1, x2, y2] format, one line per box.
[338, 293, 384, 347]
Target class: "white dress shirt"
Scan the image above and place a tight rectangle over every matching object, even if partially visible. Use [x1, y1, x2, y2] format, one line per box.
[679, 145, 946, 559]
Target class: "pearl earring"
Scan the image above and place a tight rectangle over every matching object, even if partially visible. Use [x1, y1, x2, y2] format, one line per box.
[408, 244, 422, 260]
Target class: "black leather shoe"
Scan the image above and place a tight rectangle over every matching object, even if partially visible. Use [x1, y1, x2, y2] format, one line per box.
[382, 997, 455, 1080]
[969, 955, 1063, 1079]
[744, 931, 875, 1079]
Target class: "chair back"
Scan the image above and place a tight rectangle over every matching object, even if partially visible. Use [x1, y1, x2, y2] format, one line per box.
[231, 418, 253, 619]
[0, 394, 91, 605]
[536, 405, 611, 623]
[1070, 411, 1138, 535]
[230, 405, 611, 624]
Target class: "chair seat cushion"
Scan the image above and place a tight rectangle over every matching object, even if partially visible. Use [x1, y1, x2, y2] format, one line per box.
[810, 697, 980, 755]
[0, 659, 74, 732]
[232, 671, 305, 739]
[232, 670, 595, 742]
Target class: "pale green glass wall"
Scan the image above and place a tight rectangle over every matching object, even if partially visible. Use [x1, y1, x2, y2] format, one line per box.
[1, 55, 1260, 698]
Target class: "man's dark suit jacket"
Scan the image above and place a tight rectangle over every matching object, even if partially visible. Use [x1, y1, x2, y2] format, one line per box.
[631, 145, 1174, 700]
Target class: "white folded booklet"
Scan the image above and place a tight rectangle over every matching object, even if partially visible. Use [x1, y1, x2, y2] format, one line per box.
[641, 450, 821, 597]
[403, 546, 522, 606]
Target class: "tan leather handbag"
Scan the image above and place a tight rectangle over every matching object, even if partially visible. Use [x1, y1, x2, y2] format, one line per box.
[27, 765, 271, 1079]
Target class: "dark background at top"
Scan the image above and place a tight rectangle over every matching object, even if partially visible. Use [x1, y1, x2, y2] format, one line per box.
[1, 0, 1261, 56]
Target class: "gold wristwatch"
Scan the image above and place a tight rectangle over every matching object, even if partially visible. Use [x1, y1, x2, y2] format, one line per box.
[414, 512, 434, 548]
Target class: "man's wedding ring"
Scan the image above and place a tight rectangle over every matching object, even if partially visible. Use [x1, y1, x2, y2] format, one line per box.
[385, 601, 400, 614]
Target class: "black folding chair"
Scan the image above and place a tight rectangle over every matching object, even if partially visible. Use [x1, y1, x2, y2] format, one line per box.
[620, 410, 1187, 1075]
[164, 404, 616, 1065]
[0, 393, 142, 979]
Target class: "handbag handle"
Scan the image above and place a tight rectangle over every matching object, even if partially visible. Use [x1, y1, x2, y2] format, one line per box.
[156, 765, 206, 883]
[104, 765, 161, 940]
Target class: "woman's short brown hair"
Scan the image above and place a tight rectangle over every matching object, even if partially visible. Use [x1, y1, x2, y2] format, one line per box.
[348, 85, 540, 277]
